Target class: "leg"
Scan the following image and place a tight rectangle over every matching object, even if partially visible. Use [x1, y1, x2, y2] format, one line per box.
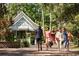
[58, 40, 61, 51]
[38, 41, 40, 51]
[67, 40, 69, 51]
[46, 43, 48, 50]
[39, 40, 42, 51]
[62, 40, 65, 45]
[49, 41, 53, 48]
[59, 40, 62, 51]
[61, 39, 67, 48]
[56, 38, 61, 51]
[65, 40, 68, 48]
[36, 38, 40, 51]
[46, 38, 48, 50]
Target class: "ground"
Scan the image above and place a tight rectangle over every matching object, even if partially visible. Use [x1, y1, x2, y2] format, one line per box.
[0, 42, 79, 56]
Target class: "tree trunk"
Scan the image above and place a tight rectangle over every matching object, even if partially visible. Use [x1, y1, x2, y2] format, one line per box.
[42, 9, 44, 34]
[49, 13, 52, 31]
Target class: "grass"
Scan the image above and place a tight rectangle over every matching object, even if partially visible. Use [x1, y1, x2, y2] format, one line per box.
[70, 45, 79, 50]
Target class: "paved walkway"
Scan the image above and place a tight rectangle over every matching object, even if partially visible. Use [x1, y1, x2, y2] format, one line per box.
[0, 42, 79, 56]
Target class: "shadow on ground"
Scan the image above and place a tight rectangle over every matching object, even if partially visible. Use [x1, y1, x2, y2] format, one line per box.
[0, 48, 79, 56]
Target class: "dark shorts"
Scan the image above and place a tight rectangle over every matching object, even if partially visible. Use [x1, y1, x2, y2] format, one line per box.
[36, 38, 42, 44]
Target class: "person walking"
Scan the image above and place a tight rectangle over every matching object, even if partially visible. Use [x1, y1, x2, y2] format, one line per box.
[67, 31, 73, 50]
[62, 28, 69, 51]
[45, 27, 52, 50]
[51, 30, 56, 44]
[55, 28, 63, 51]
[35, 26, 43, 51]
[67, 31, 73, 42]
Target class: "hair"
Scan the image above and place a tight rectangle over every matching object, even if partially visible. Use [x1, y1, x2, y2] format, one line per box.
[57, 27, 61, 31]
[62, 27, 67, 31]
[47, 27, 49, 30]
[38, 26, 41, 29]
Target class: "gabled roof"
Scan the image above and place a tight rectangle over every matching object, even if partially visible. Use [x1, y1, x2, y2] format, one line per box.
[10, 11, 39, 31]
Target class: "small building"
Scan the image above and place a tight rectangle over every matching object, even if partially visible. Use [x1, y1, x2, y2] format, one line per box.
[9, 11, 38, 47]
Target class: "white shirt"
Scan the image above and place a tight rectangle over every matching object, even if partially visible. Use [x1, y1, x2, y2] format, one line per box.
[55, 31, 63, 41]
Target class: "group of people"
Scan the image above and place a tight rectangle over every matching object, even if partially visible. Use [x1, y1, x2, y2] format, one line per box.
[35, 26, 73, 51]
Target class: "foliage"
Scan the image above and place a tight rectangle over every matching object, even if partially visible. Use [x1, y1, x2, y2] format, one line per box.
[1, 3, 79, 46]
[23, 41, 30, 47]
[0, 3, 8, 18]
[4, 30, 15, 42]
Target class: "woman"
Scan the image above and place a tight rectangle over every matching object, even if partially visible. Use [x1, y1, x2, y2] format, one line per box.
[67, 31, 73, 41]
[51, 30, 56, 44]
[45, 27, 52, 50]
[55, 28, 63, 51]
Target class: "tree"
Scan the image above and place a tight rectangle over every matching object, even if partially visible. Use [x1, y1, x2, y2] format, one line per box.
[0, 3, 7, 19]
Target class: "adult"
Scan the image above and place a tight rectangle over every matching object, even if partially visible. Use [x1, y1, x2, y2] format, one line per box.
[35, 26, 43, 51]
[51, 30, 56, 44]
[45, 27, 53, 50]
[67, 31, 73, 41]
[55, 28, 63, 51]
[62, 28, 69, 51]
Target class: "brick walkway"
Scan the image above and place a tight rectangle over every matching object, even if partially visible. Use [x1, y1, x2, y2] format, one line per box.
[0, 43, 79, 56]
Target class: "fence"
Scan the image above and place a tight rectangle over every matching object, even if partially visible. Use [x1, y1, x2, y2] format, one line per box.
[0, 42, 20, 48]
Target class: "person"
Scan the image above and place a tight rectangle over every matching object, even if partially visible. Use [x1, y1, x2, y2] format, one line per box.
[45, 27, 53, 50]
[67, 31, 73, 49]
[62, 28, 69, 51]
[51, 30, 56, 44]
[55, 28, 63, 51]
[67, 31, 73, 42]
[35, 26, 43, 51]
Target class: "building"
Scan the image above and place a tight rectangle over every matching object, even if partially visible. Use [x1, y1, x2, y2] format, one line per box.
[10, 11, 38, 47]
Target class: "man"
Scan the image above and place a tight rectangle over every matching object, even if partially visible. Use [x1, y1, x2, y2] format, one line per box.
[62, 28, 69, 51]
[35, 26, 43, 51]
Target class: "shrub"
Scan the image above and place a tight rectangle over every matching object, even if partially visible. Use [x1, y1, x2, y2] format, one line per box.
[23, 41, 30, 47]
[31, 37, 35, 45]
[73, 36, 79, 46]
[5, 33, 15, 42]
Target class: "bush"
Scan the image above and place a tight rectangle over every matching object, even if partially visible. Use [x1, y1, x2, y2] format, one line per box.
[73, 36, 79, 45]
[5, 33, 15, 42]
[23, 41, 30, 47]
[30, 36, 35, 45]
